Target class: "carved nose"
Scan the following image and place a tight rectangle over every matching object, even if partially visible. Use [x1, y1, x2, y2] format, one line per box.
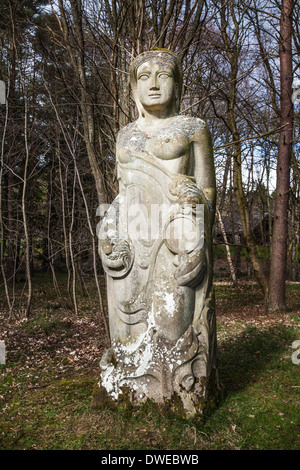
[150, 74, 159, 89]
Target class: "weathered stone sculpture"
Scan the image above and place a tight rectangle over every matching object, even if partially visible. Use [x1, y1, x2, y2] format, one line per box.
[95, 50, 219, 417]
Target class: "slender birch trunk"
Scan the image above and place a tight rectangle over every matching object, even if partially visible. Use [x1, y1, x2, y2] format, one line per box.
[57, 141, 72, 300]
[69, 169, 79, 316]
[21, 92, 32, 318]
[216, 209, 237, 285]
[0, 79, 12, 313]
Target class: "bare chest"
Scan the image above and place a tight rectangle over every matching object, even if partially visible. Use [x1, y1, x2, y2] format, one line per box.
[118, 126, 188, 161]
[117, 116, 206, 173]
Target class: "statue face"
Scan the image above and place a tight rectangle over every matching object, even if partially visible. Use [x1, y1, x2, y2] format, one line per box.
[136, 60, 177, 114]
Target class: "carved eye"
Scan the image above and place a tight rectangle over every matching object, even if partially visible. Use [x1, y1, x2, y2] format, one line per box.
[159, 72, 171, 79]
[138, 73, 149, 81]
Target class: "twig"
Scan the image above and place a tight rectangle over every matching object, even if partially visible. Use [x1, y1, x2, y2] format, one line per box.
[27, 383, 53, 390]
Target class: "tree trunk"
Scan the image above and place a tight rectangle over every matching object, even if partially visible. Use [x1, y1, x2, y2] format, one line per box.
[220, 1, 269, 300]
[267, 0, 293, 312]
[6, 26, 16, 280]
[0, 77, 12, 312]
[217, 209, 237, 285]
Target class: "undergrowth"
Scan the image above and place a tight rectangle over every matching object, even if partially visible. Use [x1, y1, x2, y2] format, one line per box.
[0, 276, 299, 450]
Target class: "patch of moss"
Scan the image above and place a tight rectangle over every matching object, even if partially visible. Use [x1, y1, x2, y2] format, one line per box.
[92, 383, 119, 410]
[91, 369, 222, 421]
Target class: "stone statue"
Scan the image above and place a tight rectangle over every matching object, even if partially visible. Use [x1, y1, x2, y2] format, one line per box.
[95, 50, 219, 417]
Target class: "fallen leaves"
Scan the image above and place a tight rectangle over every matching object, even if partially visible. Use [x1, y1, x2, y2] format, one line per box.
[0, 312, 108, 400]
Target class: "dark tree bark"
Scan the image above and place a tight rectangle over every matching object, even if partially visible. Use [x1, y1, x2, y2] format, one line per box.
[267, 0, 294, 312]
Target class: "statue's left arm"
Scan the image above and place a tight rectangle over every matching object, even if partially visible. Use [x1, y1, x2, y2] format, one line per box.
[173, 122, 215, 288]
[191, 124, 216, 225]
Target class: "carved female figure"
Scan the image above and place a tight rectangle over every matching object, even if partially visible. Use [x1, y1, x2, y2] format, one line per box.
[97, 50, 218, 416]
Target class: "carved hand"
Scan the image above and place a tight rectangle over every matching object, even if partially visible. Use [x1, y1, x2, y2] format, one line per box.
[169, 175, 204, 207]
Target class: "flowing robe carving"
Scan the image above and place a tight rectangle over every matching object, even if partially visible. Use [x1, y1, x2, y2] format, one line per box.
[96, 51, 218, 416]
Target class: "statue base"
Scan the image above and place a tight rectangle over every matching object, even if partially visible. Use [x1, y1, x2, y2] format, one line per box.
[92, 366, 221, 419]
[92, 297, 222, 419]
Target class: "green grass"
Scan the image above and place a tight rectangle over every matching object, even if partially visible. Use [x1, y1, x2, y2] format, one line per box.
[212, 324, 300, 450]
[0, 276, 300, 450]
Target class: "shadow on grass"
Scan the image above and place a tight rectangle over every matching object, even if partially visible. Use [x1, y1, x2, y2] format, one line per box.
[217, 324, 295, 397]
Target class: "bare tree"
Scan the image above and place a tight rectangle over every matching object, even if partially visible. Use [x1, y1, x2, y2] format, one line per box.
[267, 0, 294, 312]
[51, 0, 108, 206]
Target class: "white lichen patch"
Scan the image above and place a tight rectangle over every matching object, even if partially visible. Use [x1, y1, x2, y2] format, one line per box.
[164, 292, 176, 316]
[100, 364, 117, 398]
[100, 305, 157, 399]
[154, 280, 176, 318]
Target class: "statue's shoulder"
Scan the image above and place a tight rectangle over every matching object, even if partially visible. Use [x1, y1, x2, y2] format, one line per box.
[117, 121, 136, 140]
[116, 121, 137, 146]
[176, 114, 207, 136]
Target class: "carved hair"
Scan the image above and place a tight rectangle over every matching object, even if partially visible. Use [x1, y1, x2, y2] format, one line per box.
[129, 50, 183, 113]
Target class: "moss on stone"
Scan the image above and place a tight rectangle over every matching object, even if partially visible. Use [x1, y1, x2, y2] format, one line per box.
[92, 383, 136, 413]
[92, 368, 222, 420]
[91, 383, 118, 410]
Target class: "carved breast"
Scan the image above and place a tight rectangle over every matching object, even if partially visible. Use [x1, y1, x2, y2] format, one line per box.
[145, 129, 189, 160]
[117, 115, 206, 165]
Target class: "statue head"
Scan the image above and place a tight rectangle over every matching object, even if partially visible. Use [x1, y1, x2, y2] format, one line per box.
[129, 50, 183, 117]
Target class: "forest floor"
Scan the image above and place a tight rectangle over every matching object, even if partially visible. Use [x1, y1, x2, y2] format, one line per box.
[0, 273, 300, 451]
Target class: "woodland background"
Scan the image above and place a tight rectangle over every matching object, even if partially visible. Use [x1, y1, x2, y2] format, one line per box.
[1, 0, 300, 451]
[0, 0, 299, 321]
